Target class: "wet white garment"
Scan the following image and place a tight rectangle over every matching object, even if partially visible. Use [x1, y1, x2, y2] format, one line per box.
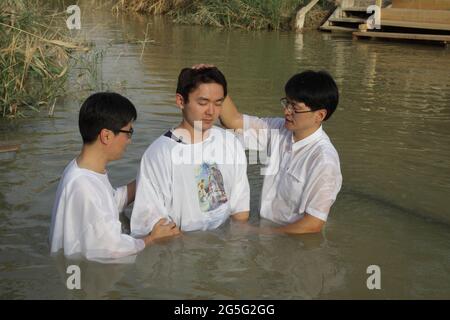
[131, 126, 250, 236]
[49, 159, 145, 262]
[242, 115, 342, 224]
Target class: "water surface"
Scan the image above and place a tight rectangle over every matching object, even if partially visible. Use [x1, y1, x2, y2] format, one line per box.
[0, 1, 449, 299]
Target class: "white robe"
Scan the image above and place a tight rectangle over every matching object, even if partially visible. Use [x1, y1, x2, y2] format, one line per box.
[49, 159, 145, 262]
[131, 127, 250, 236]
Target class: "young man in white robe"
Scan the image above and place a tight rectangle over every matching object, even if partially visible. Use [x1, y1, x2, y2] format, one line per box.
[49, 92, 180, 262]
[131, 67, 250, 236]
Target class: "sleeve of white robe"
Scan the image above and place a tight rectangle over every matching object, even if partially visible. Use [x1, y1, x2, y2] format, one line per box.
[242, 114, 285, 151]
[227, 133, 250, 215]
[131, 142, 172, 237]
[67, 179, 145, 260]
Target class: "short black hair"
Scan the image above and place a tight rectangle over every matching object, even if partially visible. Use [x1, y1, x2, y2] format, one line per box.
[78, 92, 137, 144]
[285, 70, 339, 121]
[176, 67, 227, 103]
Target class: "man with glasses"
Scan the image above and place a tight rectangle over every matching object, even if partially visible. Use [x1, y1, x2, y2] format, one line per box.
[49, 92, 180, 262]
[217, 69, 342, 234]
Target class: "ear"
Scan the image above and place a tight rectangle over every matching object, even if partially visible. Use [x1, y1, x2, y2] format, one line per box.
[99, 128, 112, 145]
[175, 93, 185, 110]
[316, 109, 327, 123]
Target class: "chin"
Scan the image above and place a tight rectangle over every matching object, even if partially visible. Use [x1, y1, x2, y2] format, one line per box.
[202, 122, 214, 130]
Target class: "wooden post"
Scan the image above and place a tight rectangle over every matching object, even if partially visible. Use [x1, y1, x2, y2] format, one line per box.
[0, 144, 20, 153]
[295, 0, 320, 32]
[0, 144, 20, 161]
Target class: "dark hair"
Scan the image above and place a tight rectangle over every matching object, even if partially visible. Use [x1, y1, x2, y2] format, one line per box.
[78, 92, 137, 144]
[285, 70, 339, 121]
[176, 67, 227, 103]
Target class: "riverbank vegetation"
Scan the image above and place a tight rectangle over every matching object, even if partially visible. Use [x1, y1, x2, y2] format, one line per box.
[0, 0, 86, 118]
[113, 0, 335, 31]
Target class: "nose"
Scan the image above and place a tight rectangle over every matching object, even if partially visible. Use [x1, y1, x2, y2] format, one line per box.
[206, 103, 214, 115]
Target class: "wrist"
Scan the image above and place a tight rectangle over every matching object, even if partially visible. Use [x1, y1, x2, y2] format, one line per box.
[144, 234, 154, 246]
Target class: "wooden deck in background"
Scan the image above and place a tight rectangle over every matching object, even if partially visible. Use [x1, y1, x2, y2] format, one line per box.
[392, 0, 450, 10]
[353, 31, 450, 44]
[321, 0, 450, 45]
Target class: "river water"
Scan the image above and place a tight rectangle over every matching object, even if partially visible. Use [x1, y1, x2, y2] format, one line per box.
[0, 1, 449, 299]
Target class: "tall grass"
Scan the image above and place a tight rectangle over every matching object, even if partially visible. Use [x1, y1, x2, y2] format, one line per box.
[113, 0, 184, 14]
[113, 0, 324, 30]
[172, 0, 306, 30]
[0, 0, 86, 118]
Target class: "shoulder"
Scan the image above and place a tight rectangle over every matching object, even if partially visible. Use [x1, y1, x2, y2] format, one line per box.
[142, 135, 174, 158]
[66, 171, 103, 195]
[212, 126, 240, 142]
[309, 141, 341, 177]
[318, 132, 340, 159]
[212, 126, 246, 152]
[54, 173, 106, 213]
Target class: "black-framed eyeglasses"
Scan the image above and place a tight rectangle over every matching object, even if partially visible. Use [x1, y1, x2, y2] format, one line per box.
[280, 98, 315, 114]
[116, 127, 134, 138]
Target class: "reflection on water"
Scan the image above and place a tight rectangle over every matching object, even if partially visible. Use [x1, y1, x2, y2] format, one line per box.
[0, 0, 449, 299]
[52, 221, 345, 299]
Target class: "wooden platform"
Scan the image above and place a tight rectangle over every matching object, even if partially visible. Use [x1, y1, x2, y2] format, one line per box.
[322, 0, 450, 45]
[392, 0, 450, 10]
[320, 1, 391, 33]
[381, 8, 450, 29]
[380, 19, 450, 31]
[355, 0, 450, 44]
[321, 25, 359, 32]
[354, 31, 450, 45]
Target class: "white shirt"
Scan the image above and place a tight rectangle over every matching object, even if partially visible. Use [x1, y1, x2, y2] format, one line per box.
[243, 115, 342, 224]
[49, 159, 145, 262]
[131, 126, 250, 235]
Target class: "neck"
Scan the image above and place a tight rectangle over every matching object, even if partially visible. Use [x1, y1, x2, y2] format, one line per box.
[76, 144, 108, 174]
[292, 125, 321, 142]
[175, 120, 210, 144]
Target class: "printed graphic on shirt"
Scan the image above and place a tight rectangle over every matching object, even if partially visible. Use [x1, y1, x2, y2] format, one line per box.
[195, 162, 228, 212]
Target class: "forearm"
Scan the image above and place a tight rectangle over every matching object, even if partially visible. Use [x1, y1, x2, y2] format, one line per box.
[220, 96, 243, 129]
[143, 234, 154, 246]
[275, 214, 325, 235]
[231, 211, 249, 222]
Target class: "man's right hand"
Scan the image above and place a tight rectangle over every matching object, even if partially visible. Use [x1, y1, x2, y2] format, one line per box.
[144, 218, 181, 246]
